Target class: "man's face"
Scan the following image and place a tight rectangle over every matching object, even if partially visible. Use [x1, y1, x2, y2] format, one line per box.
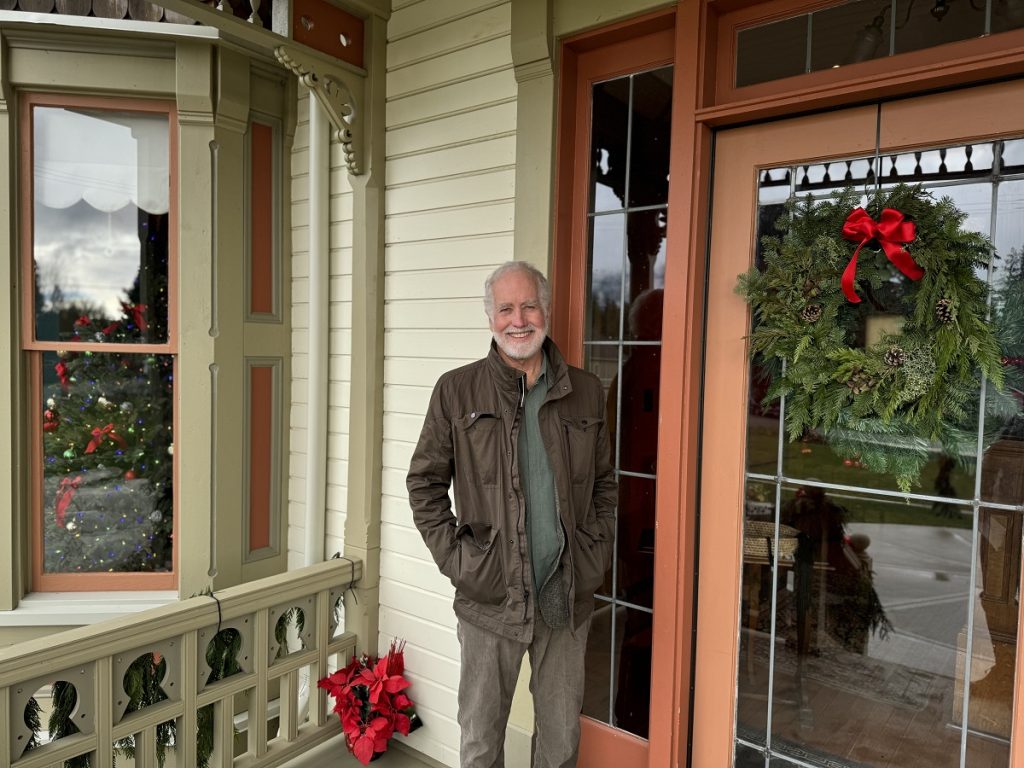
[488, 270, 547, 362]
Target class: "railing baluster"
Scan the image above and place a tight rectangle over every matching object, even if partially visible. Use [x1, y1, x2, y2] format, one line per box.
[314, 588, 331, 727]
[0, 686, 11, 768]
[178, 630, 199, 768]
[213, 696, 235, 767]
[136, 726, 157, 768]
[252, 608, 270, 756]
[280, 668, 300, 741]
[94, 657, 114, 766]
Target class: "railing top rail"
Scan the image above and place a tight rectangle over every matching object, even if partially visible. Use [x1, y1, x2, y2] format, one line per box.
[0, 557, 361, 684]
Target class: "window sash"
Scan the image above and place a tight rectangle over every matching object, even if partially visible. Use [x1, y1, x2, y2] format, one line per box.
[21, 93, 179, 591]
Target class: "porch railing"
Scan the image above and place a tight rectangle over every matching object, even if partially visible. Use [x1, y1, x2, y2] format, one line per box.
[0, 557, 361, 768]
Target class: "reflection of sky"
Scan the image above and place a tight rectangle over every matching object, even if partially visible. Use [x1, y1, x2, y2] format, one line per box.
[595, 181, 621, 212]
[591, 209, 668, 297]
[592, 213, 624, 303]
[34, 200, 140, 320]
[994, 179, 1024, 291]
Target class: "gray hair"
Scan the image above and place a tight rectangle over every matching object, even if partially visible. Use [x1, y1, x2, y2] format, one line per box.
[483, 261, 551, 319]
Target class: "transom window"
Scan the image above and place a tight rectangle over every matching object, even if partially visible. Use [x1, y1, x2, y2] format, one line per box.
[736, 0, 1024, 88]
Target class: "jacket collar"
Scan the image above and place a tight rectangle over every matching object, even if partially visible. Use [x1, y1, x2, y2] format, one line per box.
[486, 337, 572, 399]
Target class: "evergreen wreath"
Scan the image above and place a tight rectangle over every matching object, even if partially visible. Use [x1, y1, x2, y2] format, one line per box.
[737, 184, 1005, 492]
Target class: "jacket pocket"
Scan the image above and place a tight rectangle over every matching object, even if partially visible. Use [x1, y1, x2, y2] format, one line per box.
[572, 525, 611, 596]
[452, 521, 506, 605]
[454, 411, 502, 486]
[561, 416, 603, 485]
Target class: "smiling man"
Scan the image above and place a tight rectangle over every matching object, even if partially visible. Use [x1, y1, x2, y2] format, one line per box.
[407, 261, 617, 768]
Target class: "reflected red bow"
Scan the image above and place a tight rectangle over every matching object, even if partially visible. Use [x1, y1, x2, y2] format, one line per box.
[86, 423, 126, 454]
[55, 475, 82, 528]
[55, 360, 70, 390]
[123, 302, 149, 333]
[841, 207, 923, 303]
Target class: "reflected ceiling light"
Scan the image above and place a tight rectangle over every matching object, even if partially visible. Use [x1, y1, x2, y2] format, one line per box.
[844, 12, 887, 63]
[930, 0, 951, 19]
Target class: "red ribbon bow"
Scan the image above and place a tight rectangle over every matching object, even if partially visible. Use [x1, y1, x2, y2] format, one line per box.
[55, 475, 83, 528]
[55, 360, 70, 390]
[123, 302, 149, 333]
[86, 423, 127, 454]
[841, 207, 924, 303]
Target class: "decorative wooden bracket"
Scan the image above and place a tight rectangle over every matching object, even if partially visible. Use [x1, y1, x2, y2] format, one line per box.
[275, 45, 362, 175]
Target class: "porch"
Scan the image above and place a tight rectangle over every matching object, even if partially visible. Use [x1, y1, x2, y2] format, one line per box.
[0, 558, 438, 768]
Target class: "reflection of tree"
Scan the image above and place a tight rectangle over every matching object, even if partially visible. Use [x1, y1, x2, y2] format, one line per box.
[989, 247, 1024, 439]
[40, 209, 172, 575]
[589, 270, 621, 338]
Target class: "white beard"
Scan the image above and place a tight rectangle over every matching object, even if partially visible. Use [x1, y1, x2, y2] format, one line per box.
[493, 325, 546, 361]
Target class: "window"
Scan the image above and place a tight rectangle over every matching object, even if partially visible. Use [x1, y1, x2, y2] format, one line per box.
[22, 94, 177, 590]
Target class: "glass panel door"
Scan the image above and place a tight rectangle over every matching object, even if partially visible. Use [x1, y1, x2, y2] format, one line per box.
[693, 83, 1024, 767]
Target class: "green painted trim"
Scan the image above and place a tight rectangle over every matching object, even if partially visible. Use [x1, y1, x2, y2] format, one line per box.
[343, 14, 387, 655]
[511, 0, 556, 271]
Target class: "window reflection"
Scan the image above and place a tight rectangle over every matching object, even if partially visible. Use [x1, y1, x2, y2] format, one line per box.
[33, 107, 169, 344]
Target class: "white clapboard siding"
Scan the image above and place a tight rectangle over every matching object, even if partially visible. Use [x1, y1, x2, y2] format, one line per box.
[388, 36, 513, 98]
[287, 90, 354, 569]
[387, 69, 516, 128]
[387, 101, 517, 158]
[388, 0, 508, 41]
[386, 135, 516, 186]
[388, 3, 510, 70]
[378, 3, 517, 764]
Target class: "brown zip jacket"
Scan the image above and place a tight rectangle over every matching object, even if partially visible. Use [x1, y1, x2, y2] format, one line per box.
[407, 338, 617, 642]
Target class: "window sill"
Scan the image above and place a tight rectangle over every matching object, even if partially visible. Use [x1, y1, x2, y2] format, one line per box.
[0, 591, 178, 626]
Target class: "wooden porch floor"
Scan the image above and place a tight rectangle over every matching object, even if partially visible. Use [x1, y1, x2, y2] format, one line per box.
[286, 735, 445, 768]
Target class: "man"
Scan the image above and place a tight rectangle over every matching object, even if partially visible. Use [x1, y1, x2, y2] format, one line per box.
[407, 261, 617, 768]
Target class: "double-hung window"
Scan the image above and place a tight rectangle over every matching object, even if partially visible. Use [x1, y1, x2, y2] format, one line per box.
[22, 94, 177, 591]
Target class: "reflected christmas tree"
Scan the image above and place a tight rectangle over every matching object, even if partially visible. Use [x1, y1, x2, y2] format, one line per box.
[40, 210, 173, 575]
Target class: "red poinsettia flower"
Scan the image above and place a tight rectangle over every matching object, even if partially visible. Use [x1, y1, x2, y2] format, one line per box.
[361, 654, 411, 705]
[318, 641, 418, 765]
[73, 315, 91, 327]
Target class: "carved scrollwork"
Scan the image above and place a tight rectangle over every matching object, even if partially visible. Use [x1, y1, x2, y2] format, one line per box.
[275, 45, 362, 175]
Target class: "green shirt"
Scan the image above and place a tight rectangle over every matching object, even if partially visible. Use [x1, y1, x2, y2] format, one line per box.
[518, 354, 562, 592]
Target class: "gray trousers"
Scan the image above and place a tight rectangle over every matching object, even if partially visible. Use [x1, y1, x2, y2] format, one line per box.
[457, 615, 591, 768]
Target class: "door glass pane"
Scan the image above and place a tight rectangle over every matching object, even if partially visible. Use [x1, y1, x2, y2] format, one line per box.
[588, 213, 625, 342]
[582, 66, 670, 740]
[627, 67, 673, 209]
[590, 78, 630, 213]
[736, 136, 1022, 767]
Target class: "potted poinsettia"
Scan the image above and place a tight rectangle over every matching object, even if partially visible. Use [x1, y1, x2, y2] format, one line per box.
[318, 639, 421, 764]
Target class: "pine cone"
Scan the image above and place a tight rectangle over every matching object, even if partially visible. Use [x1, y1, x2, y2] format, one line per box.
[802, 278, 820, 298]
[800, 304, 823, 323]
[846, 370, 876, 395]
[884, 346, 907, 367]
[935, 297, 954, 324]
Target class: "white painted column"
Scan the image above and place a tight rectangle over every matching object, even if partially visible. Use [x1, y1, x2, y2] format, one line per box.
[304, 92, 329, 566]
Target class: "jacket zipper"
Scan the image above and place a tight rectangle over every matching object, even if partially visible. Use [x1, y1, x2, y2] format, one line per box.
[516, 374, 529, 624]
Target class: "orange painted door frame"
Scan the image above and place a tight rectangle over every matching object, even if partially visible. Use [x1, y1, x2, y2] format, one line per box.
[552, 9, 678, 767]
[693, 80, 1024, 765]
